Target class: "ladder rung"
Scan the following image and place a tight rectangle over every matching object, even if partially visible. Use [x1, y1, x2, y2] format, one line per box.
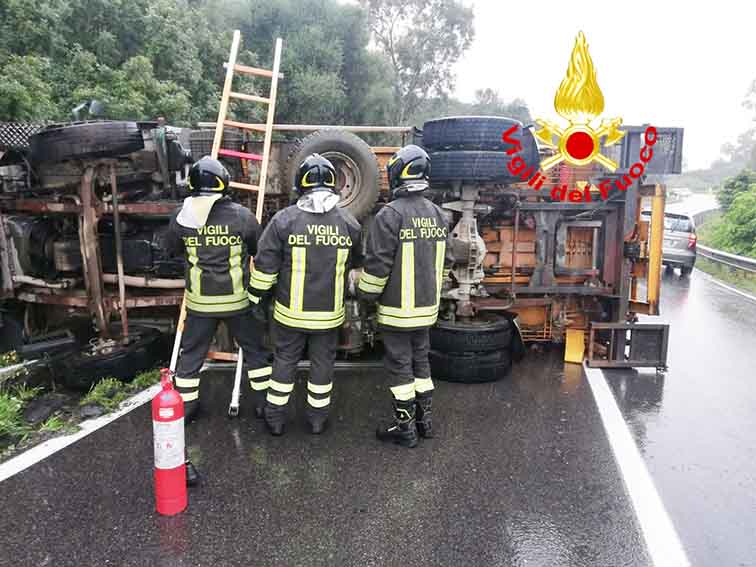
[223, 62, 284, 79]
[230, 91, 270, 104]
[224, 119, 267, 132]
[207, 351, 238, 362]
[229, 181, 261, 192]
[218, 148, 263, 161]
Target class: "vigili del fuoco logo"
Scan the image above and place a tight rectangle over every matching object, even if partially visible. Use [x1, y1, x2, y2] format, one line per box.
[502, 32, 658, 202]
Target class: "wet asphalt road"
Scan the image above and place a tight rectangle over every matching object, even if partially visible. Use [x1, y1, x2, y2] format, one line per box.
[607, 268, 756, 567]
[0, 352, 651, 567]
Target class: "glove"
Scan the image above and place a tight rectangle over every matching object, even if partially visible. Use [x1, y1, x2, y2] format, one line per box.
[248, 288, 269, 324]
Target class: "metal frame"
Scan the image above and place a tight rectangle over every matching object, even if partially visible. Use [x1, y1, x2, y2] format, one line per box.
[587, 322, 670, 368]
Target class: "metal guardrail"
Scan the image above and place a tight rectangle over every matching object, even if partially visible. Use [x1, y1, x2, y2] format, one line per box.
[697, 244, 756, 274]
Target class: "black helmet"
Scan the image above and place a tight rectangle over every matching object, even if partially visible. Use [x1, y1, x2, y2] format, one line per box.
[387, 144, 430, 194]
[294, 154, 337, 195]
[188, 156, 230, 194]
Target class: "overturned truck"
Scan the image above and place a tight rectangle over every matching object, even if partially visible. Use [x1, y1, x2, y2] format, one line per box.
[0, 116, 682, 387]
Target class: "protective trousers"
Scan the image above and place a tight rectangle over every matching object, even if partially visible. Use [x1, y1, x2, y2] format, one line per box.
[381, 329, 435, 403]
[174, 311, 272, 408]
[267, 323, 338, 419]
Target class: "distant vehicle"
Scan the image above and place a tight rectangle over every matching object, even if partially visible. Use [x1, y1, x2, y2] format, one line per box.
[643, 210, 697, 275]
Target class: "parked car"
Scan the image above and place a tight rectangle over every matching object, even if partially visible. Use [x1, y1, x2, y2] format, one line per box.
[642, 210, 697, 275]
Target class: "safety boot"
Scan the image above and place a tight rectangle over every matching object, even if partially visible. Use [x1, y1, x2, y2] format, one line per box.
[263, 403, 286, 436]
[185, 459, 200, 487]
[376, 399, 418, 448]
[306, 407, 329, 435]
[415, 392, 434, 438]
[252, 391, 267, 419]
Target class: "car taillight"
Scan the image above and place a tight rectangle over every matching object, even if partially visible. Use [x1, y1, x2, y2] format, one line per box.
[688, 233, 697, 249]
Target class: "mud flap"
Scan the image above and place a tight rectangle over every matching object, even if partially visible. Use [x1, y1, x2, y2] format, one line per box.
[587, 323, 669, 369]
[564, 329, 585, 364]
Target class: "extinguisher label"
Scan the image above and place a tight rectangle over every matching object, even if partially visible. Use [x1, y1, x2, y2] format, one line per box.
[153, 417, 185, 470]
[158, 407, 174, 419]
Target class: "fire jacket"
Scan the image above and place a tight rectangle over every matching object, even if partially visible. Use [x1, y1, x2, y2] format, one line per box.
[358, 193, 452, 329]
[249, 204, 362, 331]
[167, 198, 260, 316]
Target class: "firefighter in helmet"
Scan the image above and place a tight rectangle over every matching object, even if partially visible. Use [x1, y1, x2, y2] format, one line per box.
[167, 156, 272, 421]
[248, 154, 362, 436]
[358, 145, 453, 447]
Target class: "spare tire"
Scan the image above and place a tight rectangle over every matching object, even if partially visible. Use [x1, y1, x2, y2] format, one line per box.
[29, 121, 145, 164]
[286, 130, 380, 220]
[430, 314, 513, 353]
[423, 116, 532, 152]
[429, 147, 539, 184]
[429, 349, 512, 383]
[58, 325, 166, 391]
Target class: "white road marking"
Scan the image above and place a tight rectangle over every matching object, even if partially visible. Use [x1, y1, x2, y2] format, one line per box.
[695, 267, 756, 304]
[584, 363, 690, 567]
[0, 384, 160, 483]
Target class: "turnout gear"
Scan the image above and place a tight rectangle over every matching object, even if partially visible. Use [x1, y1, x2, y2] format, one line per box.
[173, 312, 272, 419]
[167, 192, 271, 419]
[375, 398, 418, 448]
[168, 197, 260, 316]
[249, 161, 362, 434]
[386, 144, 431, 196]
[360, 146, 451, 444]
[294, 153, 338, 195]
[415, 391, 434, 438]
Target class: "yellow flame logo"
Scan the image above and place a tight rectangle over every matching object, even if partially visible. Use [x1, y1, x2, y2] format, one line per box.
[535, 32, 624, 171]
[554, 32, 604, 124]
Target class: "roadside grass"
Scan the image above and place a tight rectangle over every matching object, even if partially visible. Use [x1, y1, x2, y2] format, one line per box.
[696, 213, 723, 247]
[0, 392, 27, 439]
[81, 368, 161, 412]
[696, 257, 756, 297]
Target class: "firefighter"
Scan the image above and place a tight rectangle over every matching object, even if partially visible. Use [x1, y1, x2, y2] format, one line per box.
[248, 154, 362, 436]
[167, 156, 272, 422]
[358, 145, 452, 448]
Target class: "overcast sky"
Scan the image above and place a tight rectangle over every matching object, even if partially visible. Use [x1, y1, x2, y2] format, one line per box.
[452, 0, 756, 171]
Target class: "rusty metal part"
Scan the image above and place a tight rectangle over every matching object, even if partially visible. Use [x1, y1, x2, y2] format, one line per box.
[102, 274, 184, 288]
[12, 275, 76, 289]
[79, 166, 109, 336]
[511, 203, 519, 302]
[109, 164, 129, 338]
[0, 215, 13, 298]
[587, 322, 669, 369]
[8, 200, 82, 214]
[101, 202, 177, 216]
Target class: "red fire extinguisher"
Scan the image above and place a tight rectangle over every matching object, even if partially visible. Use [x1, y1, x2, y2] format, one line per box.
[152, 368, 187, 516]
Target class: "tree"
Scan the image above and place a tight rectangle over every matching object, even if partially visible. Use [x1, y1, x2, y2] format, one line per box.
[361, 0, 474, 124]
[717, 169, 756, 212]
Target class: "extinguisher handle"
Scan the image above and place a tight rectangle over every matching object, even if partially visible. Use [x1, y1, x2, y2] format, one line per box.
[160, 367, 172, 388]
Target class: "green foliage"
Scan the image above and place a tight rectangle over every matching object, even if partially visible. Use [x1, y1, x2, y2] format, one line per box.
[39, 414, 65, 433]
[709, 187, 756, 258]
[0, 392, 27, 439]
[12, 384, 42, 403]
[0, 351, 19, 368]
[81, 377, 130, 411]
[717, 169, 756, 212]
[362, 0, 475, 124]
[131, 368, 161, 390]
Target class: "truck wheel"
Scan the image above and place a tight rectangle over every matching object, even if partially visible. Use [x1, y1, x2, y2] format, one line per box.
[429, 349, 512, 383]
[423, 116, 533, 152]
[286, 130, 380, 220]
[429, 148, 539, 184]
[430, 314, 513, 353]
[29, 121, 145, 164]
[58, 325, 166, 391]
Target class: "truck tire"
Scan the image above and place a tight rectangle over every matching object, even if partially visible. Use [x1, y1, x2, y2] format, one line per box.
[429, 148, 539, 184]
[59, 325, 166, 391]
[429, 349, 512, 383]
[0, 309, 24, 353]
[29, 121, 145, 164]
[423, 116, 533, 152]
[430, 314, 513, 353]
[286, 130, 380, 220]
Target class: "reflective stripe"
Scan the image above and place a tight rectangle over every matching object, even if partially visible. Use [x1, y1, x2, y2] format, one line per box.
[229, 244, 243, 295]
[249, 380, 270, 391]
[250, 269, 277, 291]
[275, 301, 345, 322]
[274, 308, 345, 330]
[248, 367, 273, 379]
[401, 242, 415, 310]
[377, 311, 438, 328]
[180, 390, 199, 402]
[187, 245, 201, 295]
[269, 379, 294, 393]
[290, 247, 306, 311]
[334, 248, 349, 311]
[435, 241, 445, 302]
[248, 293, 260, 304]
[358, 280, 384, 294]
[307, 382, 333, 394]
[414, 377, 434, 393]
[378, 303, 439, 317]
[360, 271, 388, 286]
[390, 382, 416, 401]
[185, 293, 248, 314]
[175, 377, 200, 388]
[267, 392, 289, 406]
[307, 394, 330, 408]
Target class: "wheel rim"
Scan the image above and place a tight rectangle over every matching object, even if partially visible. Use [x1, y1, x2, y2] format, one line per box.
[321, 151, 362, 207]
